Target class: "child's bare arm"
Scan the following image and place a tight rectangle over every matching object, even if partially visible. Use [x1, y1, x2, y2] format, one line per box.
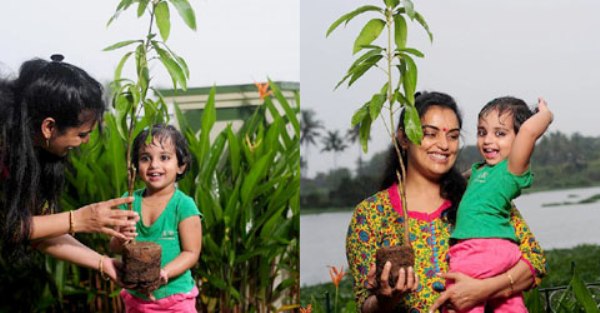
[508, 98, 553, 175]
[161, 216, 202, 283]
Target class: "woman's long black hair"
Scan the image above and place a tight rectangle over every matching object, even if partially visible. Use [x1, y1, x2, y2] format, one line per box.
[379, 91, 467, 224]
[0, 57, 105, 251]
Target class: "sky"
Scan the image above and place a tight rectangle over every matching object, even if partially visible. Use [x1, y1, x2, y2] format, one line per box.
[0, 0, 299, 88]
[301, 0, 600, 177]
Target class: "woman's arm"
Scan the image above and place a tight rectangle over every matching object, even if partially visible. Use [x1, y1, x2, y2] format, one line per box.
[30, 197, 138, 240]
[161, 216, 202, 283]
[346, 199, 417, 313]
[429, 205, 546, 312]
[34, 234, 119, 282]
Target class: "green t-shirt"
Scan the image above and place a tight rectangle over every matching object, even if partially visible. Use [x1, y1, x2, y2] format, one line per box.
[451, 159, 532, 242]
[120, 188, 201, 300]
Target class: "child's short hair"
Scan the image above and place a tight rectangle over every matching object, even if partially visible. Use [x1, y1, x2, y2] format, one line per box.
[478, 96, 533, 133]
[131, 124, 192, 181]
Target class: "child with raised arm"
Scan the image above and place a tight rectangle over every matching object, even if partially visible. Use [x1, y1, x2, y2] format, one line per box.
[110, 124, 202, 313]
[446, 97, 553, 313]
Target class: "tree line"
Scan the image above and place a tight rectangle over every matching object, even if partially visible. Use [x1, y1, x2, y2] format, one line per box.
[301, 109, 600, 210]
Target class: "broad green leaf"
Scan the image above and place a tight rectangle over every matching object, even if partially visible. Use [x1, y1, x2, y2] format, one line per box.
[225, 126, 241, 180]
[369, 93, 386, 121]
[403, 104, 422, 145]
[154, 43, 187, 90]
[137, 0, 149, 17]
[415, 12, 434, 42]
[353, 18, 386, 54]
[359, 114, 373, 152]
[326, 5, 382, 37]
[135, 44, 149, 91]
[394, 14, 407, 49]
[351, 102, 369, 127]
[336, 48, 383, 89]
[169, 0, 197, 30]
[155, 1, 171, 41]
[401, 54, 418, 104]
[570, 272, 600, 313]
[241, 152, 274, 206]
[199, 86, 217, 163]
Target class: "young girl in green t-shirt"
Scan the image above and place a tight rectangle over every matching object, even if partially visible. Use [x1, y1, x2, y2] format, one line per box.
[446, 97, 553, 313]
[111, 124, 202, 312]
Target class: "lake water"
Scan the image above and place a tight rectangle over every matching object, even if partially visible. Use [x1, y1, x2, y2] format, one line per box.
[300, 186, 600, 286]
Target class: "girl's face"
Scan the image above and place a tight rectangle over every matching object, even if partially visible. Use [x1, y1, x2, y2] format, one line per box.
[477, 109, 516, 166]
[137, 138, 185, 193]
[46, 120, 96, 157]
[404, 106, 461, 181]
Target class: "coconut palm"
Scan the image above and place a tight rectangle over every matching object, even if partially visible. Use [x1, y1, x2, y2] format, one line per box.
[300, 109, 324, 173]
[346, 124, 371, 176]
[321, 130, 349, 170]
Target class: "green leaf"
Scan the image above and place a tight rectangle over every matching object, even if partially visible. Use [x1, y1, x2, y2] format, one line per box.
[397, 47, 425, 58]
[198, 86, 217, 163]
[155, 1, 171, 41]
[103, 40, 142, 51]
[384, 0, 399, 8]
[359, 114, 373, 153]
[415, 12, 434, 42]
[326, 5, 382, 37]
[241, 152, 274, 205]
[351, 102, 369, 127]
[403, 104, 422, 145]
[404, 0, 416, 19]
[336, 49, 383, 89]
[353, 18, 386, 54]
[169, 0, 197, 30]
[347, 54, 383, 86]
[114, 51, 133, 82]
[401, 54, 418, 104]
[137, 0, 149, 17]
[394, 14, 407, 49]
[153, 43, 187, 90]
[369, 93, 385, 121]
[570, 271, 600, 313]
[135, 44, 149, 91]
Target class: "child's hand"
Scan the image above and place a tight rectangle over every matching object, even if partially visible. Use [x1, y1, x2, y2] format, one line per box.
[536, 97, 554, 124]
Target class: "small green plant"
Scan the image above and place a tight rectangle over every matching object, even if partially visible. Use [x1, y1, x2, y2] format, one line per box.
[327, 0, 432, 247]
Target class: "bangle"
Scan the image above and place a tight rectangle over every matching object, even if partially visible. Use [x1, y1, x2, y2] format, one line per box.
[98, 256, 111, 281]
[68, 210, 75, 235]
[506, 272, 515, 296]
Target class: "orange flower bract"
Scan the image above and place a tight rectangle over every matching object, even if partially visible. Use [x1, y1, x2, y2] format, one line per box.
[254, 81, 272, 100]
[328, 265, 345, 288]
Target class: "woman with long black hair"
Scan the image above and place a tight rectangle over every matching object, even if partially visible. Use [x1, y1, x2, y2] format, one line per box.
[0, 55, 138, 280]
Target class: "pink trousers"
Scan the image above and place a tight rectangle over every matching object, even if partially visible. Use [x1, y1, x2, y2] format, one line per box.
[447, 238, 526, 313]
[121, 286, 199, 313]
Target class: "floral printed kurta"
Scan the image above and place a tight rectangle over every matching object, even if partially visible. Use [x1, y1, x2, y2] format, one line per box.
[346, 184, 546, 312]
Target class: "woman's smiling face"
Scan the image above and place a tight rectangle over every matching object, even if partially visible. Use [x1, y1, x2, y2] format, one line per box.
[404, 105, 461, 181]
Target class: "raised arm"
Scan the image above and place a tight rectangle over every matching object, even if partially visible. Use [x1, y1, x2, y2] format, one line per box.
[508, 98, 553, 175]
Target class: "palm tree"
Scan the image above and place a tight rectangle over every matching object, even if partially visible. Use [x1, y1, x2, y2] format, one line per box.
[321, 130, 349, 170]
[346, 125, 370, 176]
[300, 109, 324, 172]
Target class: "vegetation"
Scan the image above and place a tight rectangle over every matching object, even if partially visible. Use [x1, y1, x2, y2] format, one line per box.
[301, 245, 600, 312]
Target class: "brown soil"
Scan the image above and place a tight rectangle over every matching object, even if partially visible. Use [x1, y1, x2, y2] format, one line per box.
[122, 241, 162, 293]
[375, 245, 415, 288]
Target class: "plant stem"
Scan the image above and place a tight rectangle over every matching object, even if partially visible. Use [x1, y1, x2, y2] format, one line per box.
[386, 7, 411, 248]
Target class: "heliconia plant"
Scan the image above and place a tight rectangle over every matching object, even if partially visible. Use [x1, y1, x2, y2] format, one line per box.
[327, 0, 433, 281]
